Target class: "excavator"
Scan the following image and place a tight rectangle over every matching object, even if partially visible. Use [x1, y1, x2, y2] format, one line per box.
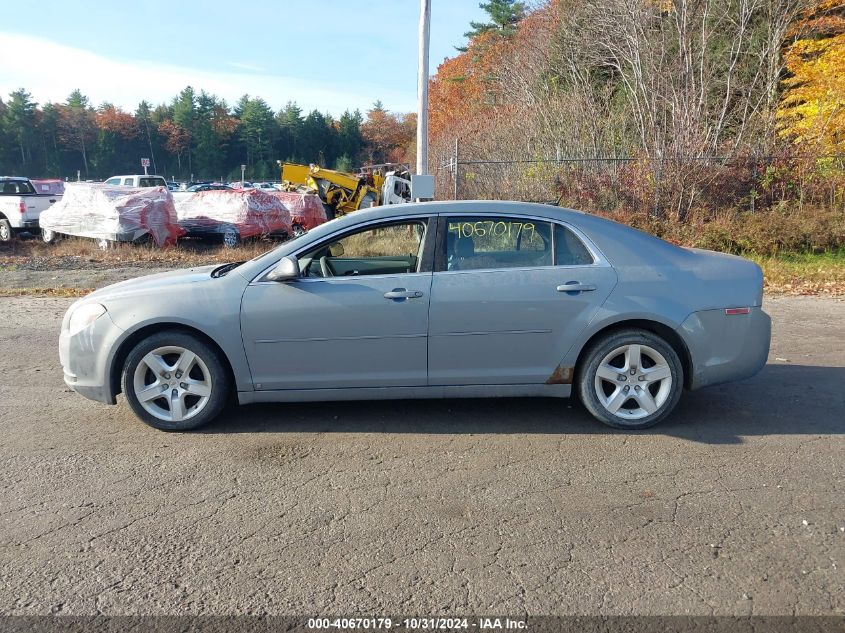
[280, 162, 412, 218]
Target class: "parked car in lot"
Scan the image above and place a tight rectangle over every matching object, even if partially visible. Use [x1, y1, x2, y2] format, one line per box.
[174, 188, 292, 247]
[0, 176, 62, 241]
[59, 201, 771, 431]
[185, 183, 233, 193]
[104, 174, 167, 188]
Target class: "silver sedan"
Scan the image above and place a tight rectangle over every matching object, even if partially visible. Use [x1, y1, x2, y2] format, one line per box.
[59, 201, 771, 431]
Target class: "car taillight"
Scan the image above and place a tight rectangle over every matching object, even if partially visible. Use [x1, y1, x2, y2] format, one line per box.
[725, 307, 750, 315]
[19, 201, 26, 214]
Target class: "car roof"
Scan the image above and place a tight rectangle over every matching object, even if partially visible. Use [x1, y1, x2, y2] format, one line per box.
[0, 176, 30, 181]
[107, 174, 165, 179]
[328, 199, 586, 227]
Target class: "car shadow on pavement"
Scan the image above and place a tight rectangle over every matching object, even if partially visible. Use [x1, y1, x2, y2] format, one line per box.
[200, 364, 845, 444]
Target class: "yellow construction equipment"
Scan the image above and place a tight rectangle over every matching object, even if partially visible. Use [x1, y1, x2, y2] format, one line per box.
[280, 163, 385, 218]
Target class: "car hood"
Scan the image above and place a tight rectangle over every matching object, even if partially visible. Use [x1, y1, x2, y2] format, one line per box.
[84, 265, 220, 301]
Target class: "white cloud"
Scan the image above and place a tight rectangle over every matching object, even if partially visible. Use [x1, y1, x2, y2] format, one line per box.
[225, 62, 267, 73]
[0, 32, 416, 115]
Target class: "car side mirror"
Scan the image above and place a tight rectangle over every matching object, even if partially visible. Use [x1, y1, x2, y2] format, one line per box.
[328, 242, 345, 257]
[266, 255, 300, 282]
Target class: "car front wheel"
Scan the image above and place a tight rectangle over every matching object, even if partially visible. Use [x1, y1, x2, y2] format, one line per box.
[121, 331, 230, 431]
[577, 329, 683, 430]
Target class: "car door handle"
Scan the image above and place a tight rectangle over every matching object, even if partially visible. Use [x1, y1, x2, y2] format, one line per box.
[384, 289, 424, 300]
[556, 283, 597, 293]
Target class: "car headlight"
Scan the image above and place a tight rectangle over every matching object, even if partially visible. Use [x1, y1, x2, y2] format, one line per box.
[67, 303, 107, 336]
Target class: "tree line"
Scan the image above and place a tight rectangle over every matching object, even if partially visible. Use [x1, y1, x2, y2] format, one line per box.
[0, 87, 417, 182]
[430, 0, 844, 223]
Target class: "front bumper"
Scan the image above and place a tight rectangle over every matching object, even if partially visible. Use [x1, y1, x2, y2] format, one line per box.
[678, 306, 771, 390]
[59, 310, 124, 405]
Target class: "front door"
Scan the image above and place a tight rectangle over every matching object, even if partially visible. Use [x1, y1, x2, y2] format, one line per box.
[240, 218, 433, 391]
[428, 215, 617, 385]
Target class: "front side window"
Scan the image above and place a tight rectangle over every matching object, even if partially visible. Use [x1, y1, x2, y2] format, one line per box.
[298, 221, 427, 278]
[444, 216, 552, 271]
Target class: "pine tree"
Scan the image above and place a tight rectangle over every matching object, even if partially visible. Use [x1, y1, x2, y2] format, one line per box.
[457, 0, 525, 51]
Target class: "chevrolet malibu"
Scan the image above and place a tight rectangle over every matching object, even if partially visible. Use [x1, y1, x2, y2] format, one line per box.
[59, 201, 771, 431]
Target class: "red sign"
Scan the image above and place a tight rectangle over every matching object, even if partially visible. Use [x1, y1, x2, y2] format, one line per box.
[141, 158, 150, 167]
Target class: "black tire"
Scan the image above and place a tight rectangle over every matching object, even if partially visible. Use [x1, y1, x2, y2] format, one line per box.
[576, 329, 683, 430]
[41, 228, 60, 244]
[222, 226, 240, 248]
[0, 219, 12, 242]
[121, 331, 231, 431]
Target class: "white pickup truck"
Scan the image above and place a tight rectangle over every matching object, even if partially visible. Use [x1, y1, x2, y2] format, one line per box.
[0, 177, 62, 242]
[104, 174, 167, 188]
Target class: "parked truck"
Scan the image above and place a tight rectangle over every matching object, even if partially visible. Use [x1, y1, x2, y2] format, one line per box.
[0, 176, 62, 242]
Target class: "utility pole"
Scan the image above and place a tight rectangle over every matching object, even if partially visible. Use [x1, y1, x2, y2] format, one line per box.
[416, 0, 431, 176]
[453, 137, 459, 200]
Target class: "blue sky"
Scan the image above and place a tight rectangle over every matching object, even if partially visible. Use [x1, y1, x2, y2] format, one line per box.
[0, 0, 487, 116]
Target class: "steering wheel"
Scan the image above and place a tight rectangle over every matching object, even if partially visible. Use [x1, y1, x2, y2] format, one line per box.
[319, 256, 334, 278]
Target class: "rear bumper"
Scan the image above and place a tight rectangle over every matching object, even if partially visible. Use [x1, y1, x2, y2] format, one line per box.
[678, 306, 771, 390]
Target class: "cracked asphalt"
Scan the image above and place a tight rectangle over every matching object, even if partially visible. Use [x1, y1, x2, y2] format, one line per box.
[0, 295, 842, 616]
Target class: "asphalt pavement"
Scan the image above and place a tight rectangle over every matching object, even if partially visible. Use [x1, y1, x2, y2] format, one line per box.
[0, 295, 842, 616]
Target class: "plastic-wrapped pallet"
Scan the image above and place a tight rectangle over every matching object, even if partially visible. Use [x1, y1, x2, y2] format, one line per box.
[175, 189, 293, 245]
[266, 191, 328, 232]
[39, 183, 184, 247]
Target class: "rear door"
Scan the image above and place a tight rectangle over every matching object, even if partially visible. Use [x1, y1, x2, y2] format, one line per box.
[428, 214, 617, 385]
[240, 216, 435, 391]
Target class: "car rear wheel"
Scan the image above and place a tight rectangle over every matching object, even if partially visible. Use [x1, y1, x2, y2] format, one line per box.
[122, 331, 230, 431]
[577, 329, 683, 430]
[0, 220, 12, 242]
[41, 228, 58, 244]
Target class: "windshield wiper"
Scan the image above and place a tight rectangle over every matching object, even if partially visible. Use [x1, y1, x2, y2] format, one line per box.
[211, 262, 245, 278]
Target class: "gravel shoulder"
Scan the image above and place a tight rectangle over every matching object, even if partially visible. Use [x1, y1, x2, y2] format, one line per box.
[0, 293, 842, 616]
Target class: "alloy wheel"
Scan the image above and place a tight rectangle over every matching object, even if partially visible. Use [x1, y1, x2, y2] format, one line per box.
[593, 343, 673, 420]
[132, 345, 213, 423]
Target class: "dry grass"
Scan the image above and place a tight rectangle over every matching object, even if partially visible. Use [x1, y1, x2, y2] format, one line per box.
[750, 250, 845, 296]
[0, 236, 276, 269]
[0, 287, 95, 298]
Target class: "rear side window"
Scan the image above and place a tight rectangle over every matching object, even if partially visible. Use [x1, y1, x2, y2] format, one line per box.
[0, 180, 35, 194]
[444, 216, 552, 271]
[554, 224, 594, 266]
[123, 178, 134, 185]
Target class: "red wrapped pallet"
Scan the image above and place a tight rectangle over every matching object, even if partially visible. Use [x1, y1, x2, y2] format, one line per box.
[38, 183, 184, 247]
[266, 191, 328, 233]
[175, 189, 293, 247]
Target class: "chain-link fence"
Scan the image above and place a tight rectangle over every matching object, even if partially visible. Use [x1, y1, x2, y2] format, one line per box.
[433, 148, 845, 220]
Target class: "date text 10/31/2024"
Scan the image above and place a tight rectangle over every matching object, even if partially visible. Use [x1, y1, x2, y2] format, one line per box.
[307, 617, 528, 630]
